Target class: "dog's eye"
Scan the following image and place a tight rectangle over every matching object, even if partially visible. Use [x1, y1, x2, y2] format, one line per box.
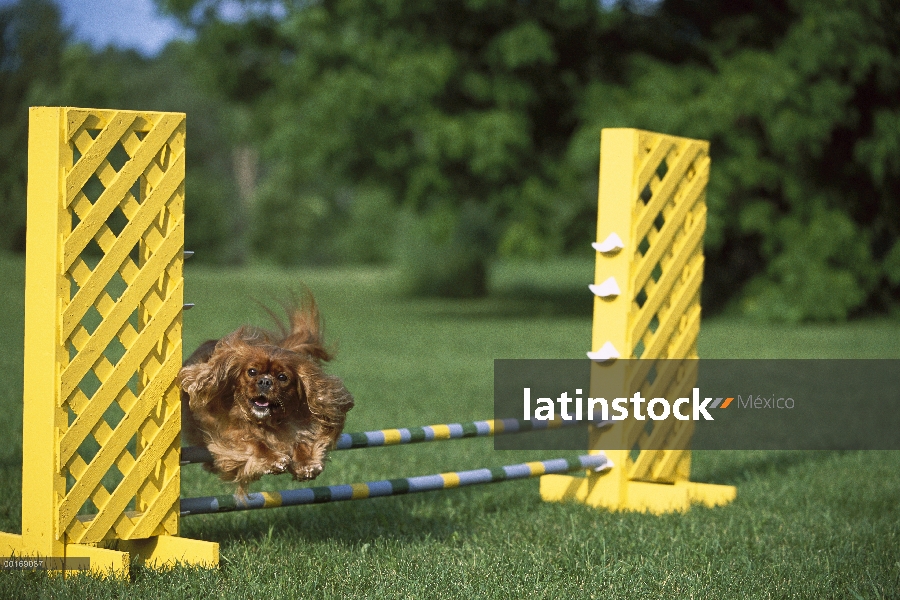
[248, 368, 257, 377]
[277, 373, 288, 382]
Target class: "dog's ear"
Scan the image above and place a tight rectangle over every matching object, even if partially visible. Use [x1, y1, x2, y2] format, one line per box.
[179, 335, 244, 409]
[179, 361, 226, 410]
[299, 369, 354, 428]
[278, 294, 334, 362]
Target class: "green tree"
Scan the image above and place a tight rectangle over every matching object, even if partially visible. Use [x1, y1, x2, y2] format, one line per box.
[159, 0, 900, 315]
[159, 0, 639, 294]
[0, 0, 66, 252]
[573, 0, 900, 320]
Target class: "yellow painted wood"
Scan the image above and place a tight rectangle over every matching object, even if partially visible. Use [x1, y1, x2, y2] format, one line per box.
[677, 480, 738, 507]
[589, 128, 636, 359]
[59, 344, 182, 538]
[0, 533, 131, 578]
[634, 143, 705, 242]
[631, 221, 704, 339]
[541, 473, 733, 515]
[59, 226, 185, 401]
[68, 542, 132, 578]
[64, 113, 136, 201]
[542, 128, 736, 513]
[635, 138, 675, 194]
[639, 260, 703, 361]
[59, 295, 183, 465]
[61, 155, 184, 339]
[76, 384, 179, 542]
[113, 534, 219, 570]
[633, 174, 707, 295]
[0, 107, 215, 578]
[21, 107, 70, 558]
[63, 115, 182, 268]
[0, 532, 24, 558]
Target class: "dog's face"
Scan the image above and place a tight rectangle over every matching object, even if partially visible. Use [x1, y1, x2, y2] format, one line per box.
[180, 333, 310, 427]
[180, 326, 352, 431]
[233, 346, 303, 422]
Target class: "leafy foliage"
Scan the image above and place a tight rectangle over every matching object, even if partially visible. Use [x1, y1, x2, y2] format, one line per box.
[394, 202, 496, 297]
[573, 0, 900, 320]
[0, 0, 65, 252]
[1, 0, 898, 315]
[175, 0, 632, 289]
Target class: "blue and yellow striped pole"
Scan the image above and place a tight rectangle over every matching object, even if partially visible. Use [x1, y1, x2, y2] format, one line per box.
[180, 416, 611, 465]
[180, 454, 610, 516]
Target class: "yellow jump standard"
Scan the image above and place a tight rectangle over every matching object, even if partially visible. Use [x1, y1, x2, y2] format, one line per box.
[0, 107, 216, 577]
[540, 128, 736, 513]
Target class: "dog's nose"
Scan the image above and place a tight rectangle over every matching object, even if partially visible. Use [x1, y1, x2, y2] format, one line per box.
[257, 376, 274, 392]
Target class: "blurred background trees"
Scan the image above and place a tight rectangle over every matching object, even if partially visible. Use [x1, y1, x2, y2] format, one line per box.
[1, 0, 898, 318]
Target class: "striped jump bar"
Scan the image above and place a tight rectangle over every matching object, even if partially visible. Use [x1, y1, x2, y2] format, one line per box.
[180, 453, 611, 516]
[180, 416, 613, 465]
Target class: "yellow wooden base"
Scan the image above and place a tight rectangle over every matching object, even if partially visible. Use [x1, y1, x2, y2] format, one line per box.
[110, 534, 219, 571]
[540, 472, 736, 514]
[0, 531, 218, 578]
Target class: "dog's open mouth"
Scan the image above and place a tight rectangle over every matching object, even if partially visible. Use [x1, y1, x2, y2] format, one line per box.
[250, 396, 277, 419]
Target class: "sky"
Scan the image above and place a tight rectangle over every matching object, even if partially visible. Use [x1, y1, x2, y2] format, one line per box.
[4, 0, 655, 57]
[56, 0, 191, 56]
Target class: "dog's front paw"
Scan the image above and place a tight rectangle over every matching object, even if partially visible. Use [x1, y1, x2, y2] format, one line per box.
[291, 462, 324, 481]
[267, 455, 290, 475]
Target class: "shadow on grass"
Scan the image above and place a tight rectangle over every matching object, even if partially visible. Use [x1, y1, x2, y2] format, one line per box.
[696, 450, 852, 486]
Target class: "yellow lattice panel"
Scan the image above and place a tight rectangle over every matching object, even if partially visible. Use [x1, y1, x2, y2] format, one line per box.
[540, 128, 735, 513]
[0, 106, 218, 577]
[623, 131, 708, 483]
[55, 108, 185, 545]
[629, 131, 708, 362]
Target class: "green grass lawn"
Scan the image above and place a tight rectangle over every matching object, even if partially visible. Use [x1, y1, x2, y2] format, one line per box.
[0, 253, 898, 598]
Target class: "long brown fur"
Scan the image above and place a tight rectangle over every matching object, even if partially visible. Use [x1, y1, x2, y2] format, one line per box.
[179, 295, 353, 495]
